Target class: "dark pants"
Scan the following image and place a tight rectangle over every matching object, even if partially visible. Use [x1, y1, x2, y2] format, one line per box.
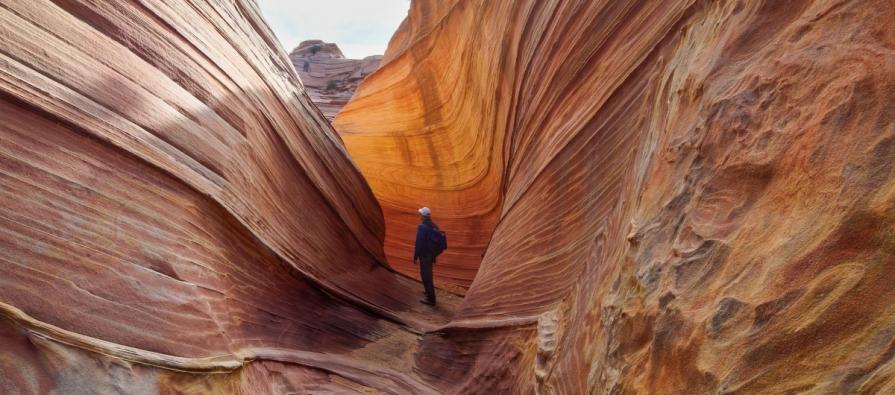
[419, 255, 436, 303]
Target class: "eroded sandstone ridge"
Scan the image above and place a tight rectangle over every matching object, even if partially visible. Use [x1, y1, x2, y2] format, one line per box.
[289, 40, 382, 121]
[336, 0, 895, 392]
[2, 0, 895, 393]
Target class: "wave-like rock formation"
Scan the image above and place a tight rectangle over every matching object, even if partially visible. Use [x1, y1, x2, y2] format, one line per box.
[0, 0, 459, 392]
[3, 0, 895, 393]
[337, 0, 895, 392]
[289, 40, 382, 121]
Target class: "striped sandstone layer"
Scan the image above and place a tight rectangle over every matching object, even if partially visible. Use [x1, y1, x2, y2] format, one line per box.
[336, 0, 895, 392]
[2, 0, 895, 393]
[0, 0, 457, 393]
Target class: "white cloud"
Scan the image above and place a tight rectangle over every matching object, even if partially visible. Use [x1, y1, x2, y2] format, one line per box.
[256, 0, 410, 58]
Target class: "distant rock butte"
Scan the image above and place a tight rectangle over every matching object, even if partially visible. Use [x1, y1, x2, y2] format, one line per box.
[290, 40, 382, 121]
[2, 0, 895, 393]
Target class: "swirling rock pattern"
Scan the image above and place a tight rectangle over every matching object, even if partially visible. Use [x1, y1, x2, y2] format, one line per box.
[3, 0, 895, 393]
[0, 0, 457, 392]
[289, 40, 382, 121]
[337, 0, 895, 392]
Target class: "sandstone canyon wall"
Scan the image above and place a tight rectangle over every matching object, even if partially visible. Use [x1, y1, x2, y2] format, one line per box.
[289, 40, 382, 121]
[0, 0, 457, 393]
[2, 0, 895, 394]
[336, 0, 895, 392]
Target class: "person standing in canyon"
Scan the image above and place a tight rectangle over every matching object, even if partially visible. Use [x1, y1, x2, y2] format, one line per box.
[413, 207, 446, 306]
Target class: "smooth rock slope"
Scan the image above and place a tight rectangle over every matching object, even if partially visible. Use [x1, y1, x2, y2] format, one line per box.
[0, 0, 456, 392]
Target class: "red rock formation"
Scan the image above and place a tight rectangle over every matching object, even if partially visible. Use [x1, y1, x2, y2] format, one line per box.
[0, 0, 457, 392]
[337, 0, 895, 392]
[3, 0, 895, 393]
[290, 40, 382, 121]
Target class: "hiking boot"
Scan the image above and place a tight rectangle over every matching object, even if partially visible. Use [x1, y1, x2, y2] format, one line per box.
[419, 299, 436, 306]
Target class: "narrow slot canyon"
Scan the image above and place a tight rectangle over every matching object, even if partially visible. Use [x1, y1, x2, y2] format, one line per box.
[2, 0, 895, 394]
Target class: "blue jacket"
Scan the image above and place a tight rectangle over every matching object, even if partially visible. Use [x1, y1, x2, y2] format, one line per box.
[414, 220, 438, 259]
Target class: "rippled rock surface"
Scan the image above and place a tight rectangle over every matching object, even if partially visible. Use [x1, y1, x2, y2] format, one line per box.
[3, 0, 895, 393]
[0, 0, 456, 392]
[337, 0, 895, 392]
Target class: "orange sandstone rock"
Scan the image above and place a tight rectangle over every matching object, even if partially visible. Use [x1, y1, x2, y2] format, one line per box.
[338, 0, 895, 392]
[2, 0, 895, 393]
[0, 0, 455, 392]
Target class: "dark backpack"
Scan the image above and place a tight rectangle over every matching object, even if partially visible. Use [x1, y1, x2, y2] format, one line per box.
[427, 223, 447, 257]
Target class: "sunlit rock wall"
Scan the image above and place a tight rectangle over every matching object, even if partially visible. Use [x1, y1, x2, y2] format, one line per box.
[0, 0, 447, 392]
[335, 0, 504, 292]
[338, 0, 895, 392]
[289, 40, 382, 121]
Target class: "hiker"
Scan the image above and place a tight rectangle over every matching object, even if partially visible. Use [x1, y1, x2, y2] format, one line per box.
[413, 207, 446, 306]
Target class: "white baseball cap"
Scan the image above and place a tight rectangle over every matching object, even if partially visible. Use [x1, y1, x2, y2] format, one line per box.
[418, 207, 431, 216]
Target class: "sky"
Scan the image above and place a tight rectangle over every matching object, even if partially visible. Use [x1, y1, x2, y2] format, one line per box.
[257, 0, 411, 59]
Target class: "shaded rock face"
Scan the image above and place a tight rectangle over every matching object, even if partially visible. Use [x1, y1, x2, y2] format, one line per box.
[289, 40, 382, 121]
[2, 0, 895, 394]
[336, 0, 895, 392]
